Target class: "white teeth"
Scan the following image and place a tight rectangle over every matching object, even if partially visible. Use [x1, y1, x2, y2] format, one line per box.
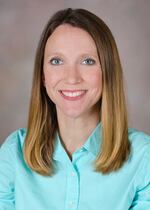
[61, 91, 86, 97]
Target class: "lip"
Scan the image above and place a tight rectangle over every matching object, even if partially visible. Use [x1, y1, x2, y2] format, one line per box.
[59, 90, 87, 93]
[58, 90, 87, 101]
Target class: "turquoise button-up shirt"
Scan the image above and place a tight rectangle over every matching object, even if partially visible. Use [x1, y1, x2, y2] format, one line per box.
[0, 122, 150, 210]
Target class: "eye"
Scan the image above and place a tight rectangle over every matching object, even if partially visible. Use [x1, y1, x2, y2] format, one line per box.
[49, 57, 63, 65]
[82, 58, 96, 65]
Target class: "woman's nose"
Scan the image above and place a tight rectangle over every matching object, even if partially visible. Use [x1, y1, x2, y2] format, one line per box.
[64, 65, 82, 84]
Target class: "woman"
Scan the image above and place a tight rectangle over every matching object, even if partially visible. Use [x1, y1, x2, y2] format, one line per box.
[0, 8, 150, 210]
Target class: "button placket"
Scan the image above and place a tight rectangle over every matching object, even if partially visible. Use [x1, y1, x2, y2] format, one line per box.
[65, 165, 80, 210]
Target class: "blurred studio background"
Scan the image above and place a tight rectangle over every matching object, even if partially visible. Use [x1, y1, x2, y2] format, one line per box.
[0, 0, 150, 144]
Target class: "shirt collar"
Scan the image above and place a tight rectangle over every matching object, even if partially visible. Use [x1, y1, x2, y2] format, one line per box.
[83, 122, 102, 156]
[53, 122, 102, 161]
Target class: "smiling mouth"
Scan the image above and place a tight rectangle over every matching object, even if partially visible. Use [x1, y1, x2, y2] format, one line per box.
[58, 90, 87, 101]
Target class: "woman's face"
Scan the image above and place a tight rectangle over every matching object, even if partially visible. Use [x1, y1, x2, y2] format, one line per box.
[43, 24, 102, 120]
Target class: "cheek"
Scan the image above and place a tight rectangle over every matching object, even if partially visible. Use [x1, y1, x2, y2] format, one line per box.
[87, 71, 102, 90]
[44, 71, 60, 88]
[44, 72, 60, 103]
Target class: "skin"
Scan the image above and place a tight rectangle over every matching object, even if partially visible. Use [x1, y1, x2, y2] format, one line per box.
[43, 24, 102, 158]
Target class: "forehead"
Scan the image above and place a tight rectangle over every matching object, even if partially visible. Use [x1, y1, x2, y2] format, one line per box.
[45, 24, 97, 54]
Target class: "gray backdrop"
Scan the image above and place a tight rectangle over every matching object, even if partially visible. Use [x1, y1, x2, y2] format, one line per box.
[0, 0, 150, 144]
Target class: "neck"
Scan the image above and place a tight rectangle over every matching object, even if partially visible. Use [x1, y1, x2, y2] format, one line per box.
[57, 110, 100, 157]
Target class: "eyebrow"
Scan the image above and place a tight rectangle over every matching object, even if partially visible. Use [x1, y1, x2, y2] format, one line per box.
[46, 51, 99, 58]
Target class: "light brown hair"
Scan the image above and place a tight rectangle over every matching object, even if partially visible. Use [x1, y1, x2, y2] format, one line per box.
[24, 8, 130, 176]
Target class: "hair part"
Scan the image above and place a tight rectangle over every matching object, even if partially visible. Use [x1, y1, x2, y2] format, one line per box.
[24, 8, 130, 176]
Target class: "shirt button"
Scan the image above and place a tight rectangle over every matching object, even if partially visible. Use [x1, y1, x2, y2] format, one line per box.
[70, 171, 75, 176]
[69, 201, 75, 207]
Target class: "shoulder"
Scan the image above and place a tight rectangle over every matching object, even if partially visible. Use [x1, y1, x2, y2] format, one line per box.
[0, 128, 27, 155]
[127, 128, 150, 185]
[128, 127, 150, 164]
[128, 127, 150, 153]
[0, 129, 27, 181]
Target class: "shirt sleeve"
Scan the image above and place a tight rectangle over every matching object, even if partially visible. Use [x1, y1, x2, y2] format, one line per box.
[130, 183, 150, 209]
[130, 146, 150, 210]
[0, 138, 15, 210]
